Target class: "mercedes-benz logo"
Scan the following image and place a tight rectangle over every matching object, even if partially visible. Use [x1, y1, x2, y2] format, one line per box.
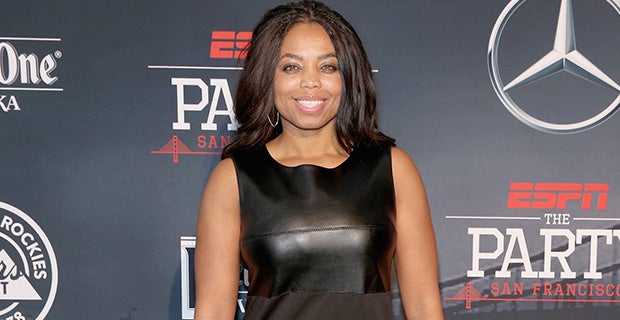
[488, 0, 620, 133]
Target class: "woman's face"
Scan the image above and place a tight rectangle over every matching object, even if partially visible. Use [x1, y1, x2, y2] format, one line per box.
[273, 23, 343, 136]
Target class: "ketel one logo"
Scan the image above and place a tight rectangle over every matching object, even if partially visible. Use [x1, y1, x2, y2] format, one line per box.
[0, 202, 57, 320]
[0, 37, 63, 113]
[488, 0, 620, 133]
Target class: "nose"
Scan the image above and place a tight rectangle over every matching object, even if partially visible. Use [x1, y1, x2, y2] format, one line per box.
[300, 67, 321, 89]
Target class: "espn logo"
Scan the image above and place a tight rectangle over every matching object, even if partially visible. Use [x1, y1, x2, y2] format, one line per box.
[507, 182, 608, 210]
[210, 31, 252, 59]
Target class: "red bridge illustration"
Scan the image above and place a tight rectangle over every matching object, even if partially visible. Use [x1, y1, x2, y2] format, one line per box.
[445, 283, 485, 309]
[151, 135, 221, 163]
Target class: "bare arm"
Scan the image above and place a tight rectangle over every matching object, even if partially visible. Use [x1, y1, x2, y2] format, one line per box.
[392, 147, 444, 320]
[194, 158, 240, 320]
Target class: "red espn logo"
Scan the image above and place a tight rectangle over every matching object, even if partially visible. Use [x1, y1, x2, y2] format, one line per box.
[507, 182, 608, 210]
[210, 31, 252, 59]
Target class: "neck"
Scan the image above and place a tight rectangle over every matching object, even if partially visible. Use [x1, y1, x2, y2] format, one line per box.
[266, 127, 349, 168]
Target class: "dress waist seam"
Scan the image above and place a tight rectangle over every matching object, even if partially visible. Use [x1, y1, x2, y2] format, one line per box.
[241, 224, 395, 243]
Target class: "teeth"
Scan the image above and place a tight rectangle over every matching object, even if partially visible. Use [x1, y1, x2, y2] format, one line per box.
[296, 100, 323, 108]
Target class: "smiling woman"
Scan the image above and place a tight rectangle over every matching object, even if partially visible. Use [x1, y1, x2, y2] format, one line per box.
[270, 23, 345, 166]
[273, 23, 342, 134]
[193, 1, 444, 319]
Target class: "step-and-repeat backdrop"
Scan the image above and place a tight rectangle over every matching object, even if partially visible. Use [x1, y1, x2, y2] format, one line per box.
[2, 0, 620, 319]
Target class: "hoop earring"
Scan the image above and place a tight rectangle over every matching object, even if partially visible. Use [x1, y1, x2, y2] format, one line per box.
[267, 111, 280, 128]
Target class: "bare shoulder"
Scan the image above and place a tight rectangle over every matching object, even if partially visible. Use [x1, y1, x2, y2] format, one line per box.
[390, 146, 428, 214]
[203, 158, 237, 193]
[390, 146, 413, 164]
[199, 158, 239, 218]
[390, 146, 422, 181]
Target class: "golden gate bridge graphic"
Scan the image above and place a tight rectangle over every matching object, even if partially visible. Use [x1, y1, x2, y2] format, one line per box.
[445, 283, 485, 310]
[441, 222, 620, 315]
[150, 135, 221, 163]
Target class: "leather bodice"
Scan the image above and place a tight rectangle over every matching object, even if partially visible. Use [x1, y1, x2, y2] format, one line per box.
[232, 144, 396, 298]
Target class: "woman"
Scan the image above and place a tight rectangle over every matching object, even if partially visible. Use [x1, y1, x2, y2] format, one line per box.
[194, 1, 443, 319]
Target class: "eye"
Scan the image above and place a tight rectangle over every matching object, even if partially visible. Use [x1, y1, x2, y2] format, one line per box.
[320, 63, 338, 73]
[282, 64, 300, 73]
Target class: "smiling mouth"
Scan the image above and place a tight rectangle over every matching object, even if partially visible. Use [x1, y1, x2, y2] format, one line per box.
[295, 99, 325, 109]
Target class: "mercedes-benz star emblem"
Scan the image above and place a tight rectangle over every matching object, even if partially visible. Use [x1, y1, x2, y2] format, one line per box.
[488, 0, 620, 133]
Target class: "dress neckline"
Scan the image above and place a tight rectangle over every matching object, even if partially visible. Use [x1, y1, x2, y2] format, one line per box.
[262, 144, 355, 170]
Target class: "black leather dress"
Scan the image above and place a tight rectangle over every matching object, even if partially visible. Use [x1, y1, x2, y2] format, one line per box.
[232, 144, 396, 320]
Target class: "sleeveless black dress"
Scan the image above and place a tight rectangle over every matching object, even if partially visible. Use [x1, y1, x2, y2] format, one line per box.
[232, 144, 396, 320]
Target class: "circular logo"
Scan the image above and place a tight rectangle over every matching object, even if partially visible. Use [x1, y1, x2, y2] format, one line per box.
[0, 202, 57, 320]
[488, 0, 620, 133]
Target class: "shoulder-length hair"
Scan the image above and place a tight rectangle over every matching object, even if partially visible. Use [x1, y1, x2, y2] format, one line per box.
[222, 0, 395, 159]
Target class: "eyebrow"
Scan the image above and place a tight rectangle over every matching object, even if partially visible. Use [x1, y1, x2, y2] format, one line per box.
[279, 52, 337, 61]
